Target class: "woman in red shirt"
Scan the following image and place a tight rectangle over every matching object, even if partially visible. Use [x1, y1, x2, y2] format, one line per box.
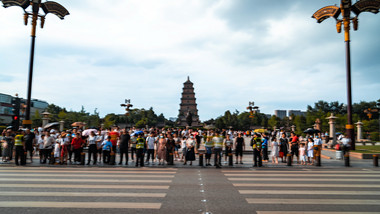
[71, 132, 84, 163]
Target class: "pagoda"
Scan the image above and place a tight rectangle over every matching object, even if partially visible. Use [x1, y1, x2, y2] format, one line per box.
[178, 77, 200, 127]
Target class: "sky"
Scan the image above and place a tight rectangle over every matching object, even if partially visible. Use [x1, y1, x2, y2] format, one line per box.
[0, 0, 379, 121]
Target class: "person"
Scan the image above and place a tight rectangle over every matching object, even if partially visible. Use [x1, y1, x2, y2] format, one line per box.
[156, 134, 167, 165]
[14, 130, 26, 166]
[166, 134, 176, 165]
[43, 131, 55, 164]
[86, 131, 97, 165]
[184, 136, 196, 166]
[252, 133, 262, 167]
[212, 131, 223, 168]
[66, 132, 73, 162]
[119, 129, 130, 165]
[101, 136, 113, 164]
[299, 143, 306, 165]
[135, 134, 146, 167]
[181, 136, 187, 162]
[71, 132, 84, 163]
[279, 133, 288, 163]
[109, 129, 120, 153]
[58, 132, 69, 165]
[173, 133, 181, 161]
[37, 134, 45, 163]
[130, 134, 137, 162]
[53, 137, 61, 164]
[271, 137, 279, 164]
[313, 134, 323, 160]
[145, 133, 156, 165]
[341, 134, 351, 156]
[1, 130, 13, 162]
[204, 135, 213, 166]
[235, 133, 245, 164]
[307, 137, 314, 165]
[223, 135, 233, 164]
[289, 132, 299, 164]
[96, 130, 104, 163]
[262, 133, 269, 162]
[24, 128, 35, 163]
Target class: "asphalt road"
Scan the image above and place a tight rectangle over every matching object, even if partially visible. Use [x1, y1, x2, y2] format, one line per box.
[0, 166, 380, 214]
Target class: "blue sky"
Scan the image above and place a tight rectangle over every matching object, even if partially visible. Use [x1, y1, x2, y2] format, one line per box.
[1, 0, 379, 120]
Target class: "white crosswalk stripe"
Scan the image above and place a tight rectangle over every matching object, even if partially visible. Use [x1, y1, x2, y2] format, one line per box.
[225, 170, 380, 214]
[0, 168, 177, 210]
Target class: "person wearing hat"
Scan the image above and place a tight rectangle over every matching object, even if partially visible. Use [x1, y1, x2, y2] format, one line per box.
[135, 133, 146, 167]
[252, 133, 262, 167]
[14, 129, 26, 166]
[212, 131, 224, 168]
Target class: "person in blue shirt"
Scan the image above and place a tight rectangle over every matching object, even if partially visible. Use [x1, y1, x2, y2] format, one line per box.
[262, 133, 269, 162]
[101, 136, 113, 164]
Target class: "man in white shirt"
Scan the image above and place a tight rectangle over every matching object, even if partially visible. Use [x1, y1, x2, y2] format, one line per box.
[145, 133, 156, 164]
[341, 134, 351, 155]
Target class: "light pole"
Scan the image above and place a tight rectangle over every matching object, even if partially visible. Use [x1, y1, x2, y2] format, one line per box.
[1, 0, 69, 129]
[247, 101, 259, 130]
[312, 0, 380, 150]
[121, 99, 133, 128]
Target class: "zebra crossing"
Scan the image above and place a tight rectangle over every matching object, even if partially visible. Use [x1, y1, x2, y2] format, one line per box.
[223, 169, 380, 214]
[0, 167, 177, 211]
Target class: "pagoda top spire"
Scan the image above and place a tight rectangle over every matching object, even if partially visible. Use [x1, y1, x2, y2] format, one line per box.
[185, 76, 192, 84]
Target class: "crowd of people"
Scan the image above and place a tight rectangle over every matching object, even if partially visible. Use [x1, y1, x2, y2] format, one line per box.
[0, 126, 351, 167]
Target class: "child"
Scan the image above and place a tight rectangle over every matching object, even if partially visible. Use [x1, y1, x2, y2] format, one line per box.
[101, 136, 113, 164]
[299, 143, 306, 165]
[38, 134, 45, 163]
[54, 138, 61, 164]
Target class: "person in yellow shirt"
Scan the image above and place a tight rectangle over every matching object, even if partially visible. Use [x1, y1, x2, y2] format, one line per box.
[14, 129, 26, 166]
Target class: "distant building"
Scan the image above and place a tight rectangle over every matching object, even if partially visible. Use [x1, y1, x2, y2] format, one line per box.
[288, 110, 306, 117]
[274, 110, 287, 119]
[178, 77, 200, 127]
[169, 117, 177, 122]
[0, 93, 48, 125]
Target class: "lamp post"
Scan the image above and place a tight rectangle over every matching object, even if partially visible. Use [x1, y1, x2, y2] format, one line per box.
[1, 0, 69, 129]
[121, 99, 133, 128]
[312, 0, 380, 150]
[247, 101, 259, 130]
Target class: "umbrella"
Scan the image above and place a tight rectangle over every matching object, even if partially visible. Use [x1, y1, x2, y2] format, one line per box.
[336, 132, 342, 136]
[82, 129, 98, 136]
[44, 122, 60, 129]
[131, 130, 144, 136]
[71, 122, 84, 127]
[254, 129, 266, 133]
[303, 128, 321, 134]
[6, 126, 13, 130]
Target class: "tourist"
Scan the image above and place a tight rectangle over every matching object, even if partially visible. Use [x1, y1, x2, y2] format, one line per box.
[166, 134, 176, 165]
[307, 137, 314, 165]
[313, 134, 323, 160]
[262, 133, 269, 162]
[235, 133, 245, 164]
[341, 134, 351, 155]
[279, 133, 288, 163]
[212, 131, 223, 168]
[53, 137, 61, 164]
[290, 132, 299, 164]
[184, 135, 196, 166]
[119, 129, 130, 165]
[109, 128, 120, 153]
[87, 131, 97, 165]
[205, 135, 213, 166]
[1, 130, 13, 162]
[43, 131, 55, 164]
[180, 136, 187, 161]
[223, 135, 233, 164]
[145, 133, 156, 165]
[299, 143, 307, 165]
[156, 133, 167, 165]
[101, 136, 113, 164]
[24, 128, 35, 163]
[96, 130, 104, 163]
[130, 133, 137, 162]
[59, 132, 70, 164]
[173, 133, 181, 161]
[271, 137, 279, 164]
[71, 132, 84, 163]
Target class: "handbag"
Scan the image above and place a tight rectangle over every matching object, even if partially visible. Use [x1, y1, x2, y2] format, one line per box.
[279, 152, 284, 158]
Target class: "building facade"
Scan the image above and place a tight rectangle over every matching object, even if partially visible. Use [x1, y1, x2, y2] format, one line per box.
[274, 110, 287, 119]
[288, 110, 306, 117]
[0, 93, 48, 125]
[178, 77, 200, 127]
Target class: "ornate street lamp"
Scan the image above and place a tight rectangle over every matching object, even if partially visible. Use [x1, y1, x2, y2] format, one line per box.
[247, 101, 259, 119]
[312, 0, 380, 150]
[1, 0, 69, 128]
[121, 99, 133, 116]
